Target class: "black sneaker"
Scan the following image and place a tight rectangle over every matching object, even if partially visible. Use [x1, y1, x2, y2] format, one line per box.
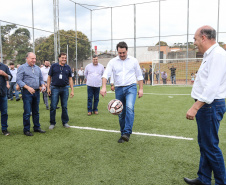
[2, 130, 10, 136]
[24, 131, 33, 136]
[118, 137, 125, 143]
[122, 134, 130, 142]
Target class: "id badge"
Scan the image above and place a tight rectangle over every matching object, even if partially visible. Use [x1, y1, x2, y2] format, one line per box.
[59, 74, 62, 79]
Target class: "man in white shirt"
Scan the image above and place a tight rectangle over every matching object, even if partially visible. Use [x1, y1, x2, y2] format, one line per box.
[84, 55, 104, 116]
[100, 41, 143, 143]
[8, 62, 20, 101]
[78, 67, 84, 85]
[40, 60, 50, 110]
[184, 26, 226, 185]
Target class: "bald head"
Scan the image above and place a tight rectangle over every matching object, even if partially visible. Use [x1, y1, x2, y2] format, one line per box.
[194, 25, 216, 54]
[197, 25, 216, 40]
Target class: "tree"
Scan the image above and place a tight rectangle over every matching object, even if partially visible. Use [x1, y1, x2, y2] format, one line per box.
[35, 30, 91, 63]
[1, 24, 17, 61]
[155, 41, 168, 46]
[10, 28, 32, 64]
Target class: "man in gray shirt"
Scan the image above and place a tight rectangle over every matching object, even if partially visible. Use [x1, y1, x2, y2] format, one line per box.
[17, 52, 46, 136]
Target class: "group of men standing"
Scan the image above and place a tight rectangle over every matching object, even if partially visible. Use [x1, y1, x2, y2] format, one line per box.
[1, 25, 226, 184]
[0, 52, 74, 136]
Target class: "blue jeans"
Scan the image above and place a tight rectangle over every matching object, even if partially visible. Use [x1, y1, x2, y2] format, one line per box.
[0, 95, 8, 131]
[196, 99, 226, 185]
[9, 82, 19, 100]
[50, 86, 69, 125]
[22, 89, 41, 132]
[87, 86, 100, 113]
[115, 84, 137, 136]
[170, 75, 176, 84]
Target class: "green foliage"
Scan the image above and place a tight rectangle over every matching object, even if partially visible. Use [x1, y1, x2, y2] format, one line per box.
[35, 30, 90, 63]
[1, 25, 32, 63]
[1, 24, 17, 60]
[155, 41, 168, 46]
[1, 85, 224, 184]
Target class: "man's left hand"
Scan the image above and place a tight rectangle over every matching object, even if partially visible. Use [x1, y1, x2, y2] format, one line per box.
[186, 107, 197, 120]
[70, 91, 74, 98]
[138, 89, 143, 98]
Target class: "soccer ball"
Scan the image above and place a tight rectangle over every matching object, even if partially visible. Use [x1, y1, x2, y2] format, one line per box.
[108, 99, 123, 115]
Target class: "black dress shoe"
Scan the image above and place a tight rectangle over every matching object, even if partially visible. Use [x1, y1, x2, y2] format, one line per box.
[118, 137, 125, 143]
[122, 134, 130, 142]
[184, 177, 205, 185]
[24, 131, 33, 136]
[34, 129, 46, 133]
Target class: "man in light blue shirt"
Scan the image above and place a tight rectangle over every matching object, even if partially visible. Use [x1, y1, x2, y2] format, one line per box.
[17, 52, 46, 136]
[84, 55, 104, 115]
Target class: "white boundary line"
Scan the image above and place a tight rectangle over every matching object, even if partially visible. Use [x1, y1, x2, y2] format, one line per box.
[143, 93, 190, 96]
[70, 126, 193, 141]
[107, 91, 190, 96]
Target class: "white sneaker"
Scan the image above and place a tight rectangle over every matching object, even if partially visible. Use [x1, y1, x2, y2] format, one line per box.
[64, 123, 70, 128]
[49, 125, 55, 130]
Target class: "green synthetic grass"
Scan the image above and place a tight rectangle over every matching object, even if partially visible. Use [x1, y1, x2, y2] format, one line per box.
[1, 85, 226, 185]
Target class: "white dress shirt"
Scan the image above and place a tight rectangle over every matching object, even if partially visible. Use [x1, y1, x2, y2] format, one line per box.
[102, 55, 143, 87]
[9, 68, 17, 82]
[191, 43, 226, 104]
[41, 66, 50, 82]
[78, 69, 84, 76]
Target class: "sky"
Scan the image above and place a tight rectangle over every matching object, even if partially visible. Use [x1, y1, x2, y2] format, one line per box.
[0, 0, 226, 51]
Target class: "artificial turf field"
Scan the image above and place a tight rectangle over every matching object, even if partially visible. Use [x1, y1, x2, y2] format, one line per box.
[1, 85, 225, 185]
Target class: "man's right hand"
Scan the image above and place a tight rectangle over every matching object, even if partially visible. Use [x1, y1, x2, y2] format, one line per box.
[100, 87, 106, 97]
[47, 88, 51, 96]
[28, 87, 35, 94]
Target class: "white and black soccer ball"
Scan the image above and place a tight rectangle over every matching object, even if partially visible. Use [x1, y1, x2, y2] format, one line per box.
[107, 99, 123, 115]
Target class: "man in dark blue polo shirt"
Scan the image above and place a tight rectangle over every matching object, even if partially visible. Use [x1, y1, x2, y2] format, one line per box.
[17, 52, 46, 136]
[0, 62, 12, 136]
[47, 52, 74, 130]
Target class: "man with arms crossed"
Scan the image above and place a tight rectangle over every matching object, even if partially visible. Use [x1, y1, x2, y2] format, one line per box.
[100, 41, 143, 143]
[41, 60, 51, 110]
[17, 52, 46, 136]
[47, 53, 74, 129]
[8, 62, 20, 101]
[185, 26, 226, 185]
[84, 55, 104, 116]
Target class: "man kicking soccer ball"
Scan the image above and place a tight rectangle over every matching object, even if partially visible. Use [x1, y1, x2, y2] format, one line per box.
[100, 41, 143, 143]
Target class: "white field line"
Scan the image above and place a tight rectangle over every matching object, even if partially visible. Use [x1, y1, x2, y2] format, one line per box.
[70, 126, 193, 141]
[143, 93, 190, 96]
[107, 91, 190, 96]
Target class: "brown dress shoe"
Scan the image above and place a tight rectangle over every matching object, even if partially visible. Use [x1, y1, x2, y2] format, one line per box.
[94, 111, 98, 115]
[88, 112, 92, 116]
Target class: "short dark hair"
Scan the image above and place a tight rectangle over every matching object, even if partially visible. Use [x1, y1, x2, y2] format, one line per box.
[200, 28, 216, 40]
[58, 52, 67, 58]
[9, 62, 14, 65]
[93, 55, 98, 58]
[116, 41, 128, 51]
[44, 60, 49, 63]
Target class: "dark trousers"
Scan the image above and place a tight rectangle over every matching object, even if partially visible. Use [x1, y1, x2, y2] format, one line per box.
[0, 95, 8, 131]
[78, 76, 84, 85]
[196, 99, 226, 185]
[42, 91, 49, 108]
[87, 86, 100, 113]
[50, 86, 69, 125]
[22, 89, 41, 132]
